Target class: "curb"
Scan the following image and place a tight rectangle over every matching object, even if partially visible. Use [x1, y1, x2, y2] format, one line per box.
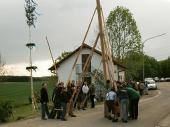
[140, 90, 161, 103]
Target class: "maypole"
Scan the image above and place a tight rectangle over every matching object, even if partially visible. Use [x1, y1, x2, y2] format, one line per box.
[25, 0, 38, 111]
[96, 0, 117, 117]
[96, 0, 109, 83]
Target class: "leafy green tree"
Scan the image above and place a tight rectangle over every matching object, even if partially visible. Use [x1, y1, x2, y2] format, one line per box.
[56, 51, 72, 62]
[144, 55, 159, 78]
[25, 0, 38, 27]
[106, 6, 142, 61]
[123, 51, 143, 81]
[91, 69, 107, 101]
[158, 57, 170, 78]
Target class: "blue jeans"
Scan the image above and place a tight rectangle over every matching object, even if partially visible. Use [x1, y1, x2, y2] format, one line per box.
[120, 99, 129, 121]
[61, 102, 67, 119]
[41, 103, 49, 119]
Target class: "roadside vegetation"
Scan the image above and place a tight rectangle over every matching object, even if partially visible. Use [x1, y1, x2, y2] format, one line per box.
[0, 80, 56, 122]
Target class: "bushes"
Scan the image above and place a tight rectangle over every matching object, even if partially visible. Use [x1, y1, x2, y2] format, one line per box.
[0, 101, 13, 122]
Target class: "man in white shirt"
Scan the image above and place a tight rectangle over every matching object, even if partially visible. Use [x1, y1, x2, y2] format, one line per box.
[82, 82, 89, 94]
[81, 81, 89, 110]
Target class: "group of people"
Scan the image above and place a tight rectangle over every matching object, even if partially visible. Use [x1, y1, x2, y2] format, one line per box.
[40, 80, 96, 121]
[105, 80, 143, 123]
[40, 79, 146, 123]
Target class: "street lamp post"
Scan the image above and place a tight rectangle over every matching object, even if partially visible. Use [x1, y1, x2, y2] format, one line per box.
[142, 33, 166, 81]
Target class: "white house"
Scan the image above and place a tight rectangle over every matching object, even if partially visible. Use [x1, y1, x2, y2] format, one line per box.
[49, 44, 125, 84]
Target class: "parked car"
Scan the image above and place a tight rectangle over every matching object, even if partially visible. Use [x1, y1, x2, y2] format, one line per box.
[154, 77, 159, 82]
[146, 80, 157, 90]
[165, 77, 170, 82]
[160, 78, 165, 82]
[145, 78, 153, 82]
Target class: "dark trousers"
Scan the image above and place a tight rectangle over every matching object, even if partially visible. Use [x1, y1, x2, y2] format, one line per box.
[49, 104, 62, 119]
[41, 103, 49, 119]
[130, 98, 139, 119]
[61, 102, 67, 119]
[90, 95, 95, 108]
[120, 99, 129, 121]
[82, 94, 88, 108]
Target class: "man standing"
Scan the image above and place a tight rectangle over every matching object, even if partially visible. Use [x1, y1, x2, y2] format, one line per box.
[82, 81, 89, 110]
[105, 88, 117, 121]
[50, 83, 62, 119]
[117, 84, 129, 123]
[40, 83, 49, 120]
[60, 82, 68, 121]
[67, 80, 76, 117]
[89, 84, 96, 108]
[126, 86, 140, 120]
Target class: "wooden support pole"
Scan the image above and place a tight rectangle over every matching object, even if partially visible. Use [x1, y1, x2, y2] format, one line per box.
[96, 0, 108, 82]
[66, 34, 100, 116]
[81, 34, 100, 78]
[73, 34, 99, 104]
[46, 37, 58, 79]
[66, 8, 97, 85]
[101, 9, 117, 90]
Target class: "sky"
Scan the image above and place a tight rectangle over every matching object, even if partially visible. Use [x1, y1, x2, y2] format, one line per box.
[0, 0, 170, 77]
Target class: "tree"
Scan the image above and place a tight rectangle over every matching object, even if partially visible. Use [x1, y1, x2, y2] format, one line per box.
[158, 57, 170, 78]
[56, 51, 72, 62]
[144, 55, 159, 78]
[106, 6, 142, 61]
[91, 69, 107, 101]
[123, 51, 143, 81]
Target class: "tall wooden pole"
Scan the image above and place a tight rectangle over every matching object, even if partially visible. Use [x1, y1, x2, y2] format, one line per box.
[28, 27, 36, 111]
[96, 0, 108, 82]
[29, 46, 36, 110]
[46, 37, 58, 78]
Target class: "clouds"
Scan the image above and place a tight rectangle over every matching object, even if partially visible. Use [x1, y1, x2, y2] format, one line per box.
[0, 0, 170, 76]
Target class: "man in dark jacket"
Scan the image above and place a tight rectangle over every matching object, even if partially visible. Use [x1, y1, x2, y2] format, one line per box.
[40, 83, 49, 120]
[117, 84, 129, 123]
[67, 80, 76, 117]
[60, 85, 68, 121]
[89, 84, 96, 108]
[49, 83, 63, 119]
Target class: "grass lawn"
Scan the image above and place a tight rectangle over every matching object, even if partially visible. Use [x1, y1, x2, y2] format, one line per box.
[0, 81, 105, 122]
[0, 81, 56, 121]
[0, 81, 55, 106]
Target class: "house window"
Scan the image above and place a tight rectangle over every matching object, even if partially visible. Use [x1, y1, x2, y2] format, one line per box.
[82, 54, 91, 72]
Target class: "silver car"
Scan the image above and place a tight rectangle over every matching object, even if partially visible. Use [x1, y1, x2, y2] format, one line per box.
[146, 80, 157, 90]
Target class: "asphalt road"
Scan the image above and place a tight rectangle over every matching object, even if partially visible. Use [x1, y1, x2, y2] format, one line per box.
[1, 82, 170, 127]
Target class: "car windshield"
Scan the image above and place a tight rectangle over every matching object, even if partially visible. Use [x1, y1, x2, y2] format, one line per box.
[148, 81, 155, 84]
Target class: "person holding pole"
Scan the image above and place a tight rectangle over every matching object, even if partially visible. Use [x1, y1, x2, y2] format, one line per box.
[67, 80, 77, 117]
[89, 84, 96, 108]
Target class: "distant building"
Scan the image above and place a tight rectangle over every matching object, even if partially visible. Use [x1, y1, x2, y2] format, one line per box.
[49, 44, 125, 84]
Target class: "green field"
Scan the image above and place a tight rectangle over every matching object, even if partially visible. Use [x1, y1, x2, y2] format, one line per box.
[0, 81, 56, 121]
[0, 81, 55, 106]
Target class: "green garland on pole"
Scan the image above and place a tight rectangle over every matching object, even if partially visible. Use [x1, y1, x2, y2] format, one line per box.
[25, 0, 38, 27]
